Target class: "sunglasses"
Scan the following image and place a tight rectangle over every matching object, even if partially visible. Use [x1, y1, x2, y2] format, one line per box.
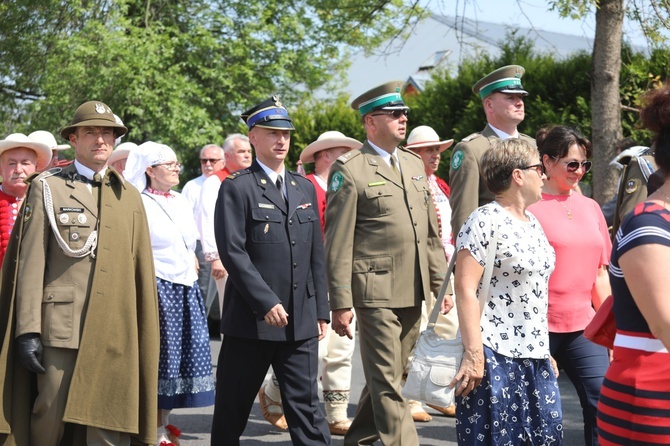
[552, 157, 592, 174]
[518, 163, 545, 176]
[370, 109, 409, 119]
[200, 158, 222, 164]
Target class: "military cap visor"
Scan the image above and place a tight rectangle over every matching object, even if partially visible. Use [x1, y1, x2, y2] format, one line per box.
[351, 81, 408, 116]
[473, 65, 528, 99]
[60, 101, 128, 140]
[242, 95, 295, 130]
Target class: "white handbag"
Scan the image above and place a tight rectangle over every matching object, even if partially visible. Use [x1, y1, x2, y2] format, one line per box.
[402, 213, 499, 407]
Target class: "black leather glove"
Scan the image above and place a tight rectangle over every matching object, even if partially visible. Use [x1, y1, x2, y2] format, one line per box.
[16, 333, 46, 374]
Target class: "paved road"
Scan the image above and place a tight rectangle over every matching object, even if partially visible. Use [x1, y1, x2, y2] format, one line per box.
[172, 338, 586, 445]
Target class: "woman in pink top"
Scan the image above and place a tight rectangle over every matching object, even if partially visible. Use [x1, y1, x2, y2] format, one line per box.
[528, 125, 611, 446]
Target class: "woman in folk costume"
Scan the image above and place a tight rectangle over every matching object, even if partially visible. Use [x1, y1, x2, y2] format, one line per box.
[125, 142, 215, 446]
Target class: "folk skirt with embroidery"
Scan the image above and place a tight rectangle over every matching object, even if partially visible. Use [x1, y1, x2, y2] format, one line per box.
[456, 345, 563, 445]
[157, 278, 215, 409]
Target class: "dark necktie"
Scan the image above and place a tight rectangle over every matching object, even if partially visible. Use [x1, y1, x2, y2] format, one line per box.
[276, 175, 285, 202]
[92, 173, 102, 207]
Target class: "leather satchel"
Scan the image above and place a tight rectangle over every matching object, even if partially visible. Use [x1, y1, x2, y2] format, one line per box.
[584, 294, 615, 349]
[403, 211, 500, 406]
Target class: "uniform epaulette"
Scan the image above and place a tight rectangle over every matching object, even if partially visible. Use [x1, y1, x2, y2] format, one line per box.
[31, 167, 62, 182]
[337, 150, 361, 164]
[461, 132, 482, 142]
[227, 169, 251, 180]
[400, 146, 421, 160]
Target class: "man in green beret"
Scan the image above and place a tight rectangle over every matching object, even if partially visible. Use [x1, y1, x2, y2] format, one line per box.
[449, 65, 536, 238]
[325, 81, 449, 445]
[0, 101, 159, 445]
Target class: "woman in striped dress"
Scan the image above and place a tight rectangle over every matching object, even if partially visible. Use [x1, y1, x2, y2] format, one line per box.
[597, 83, 670, 445]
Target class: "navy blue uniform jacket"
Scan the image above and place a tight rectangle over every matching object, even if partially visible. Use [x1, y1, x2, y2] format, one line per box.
[214, 161, 330, 341]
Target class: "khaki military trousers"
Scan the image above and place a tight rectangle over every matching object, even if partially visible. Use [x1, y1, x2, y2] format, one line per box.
[31, 347, 131, 446]
[344, 306, 421, 446]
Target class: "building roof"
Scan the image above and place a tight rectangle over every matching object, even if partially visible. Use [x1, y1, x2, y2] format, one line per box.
[339, 14, 594, 97]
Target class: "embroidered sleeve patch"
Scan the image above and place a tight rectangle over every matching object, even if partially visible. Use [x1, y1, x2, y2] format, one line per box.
[451, 150, 464, 171]
[330, 171, 344, 193]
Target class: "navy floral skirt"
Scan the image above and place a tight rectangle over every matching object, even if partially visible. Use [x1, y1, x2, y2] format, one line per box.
[456, 345, 563, 445]
[157, 277, 215, 409]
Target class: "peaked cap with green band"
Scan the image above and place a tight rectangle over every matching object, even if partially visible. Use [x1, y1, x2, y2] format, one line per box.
[351, 80, 408, 116]
[472, 65, 528, 99]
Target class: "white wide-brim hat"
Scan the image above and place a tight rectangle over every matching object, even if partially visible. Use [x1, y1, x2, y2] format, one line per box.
[109, 142, 139, 165]
[300, 131, 362, 164]
[0, 133, 53, 171]
[28, 130, 71, 151]
[405, 126, 453, 153]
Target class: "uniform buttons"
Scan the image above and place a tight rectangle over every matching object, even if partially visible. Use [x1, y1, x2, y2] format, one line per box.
[265, 215, 270, 220]
[368, 266, 373, 271]
[46, 294, 54, 301]
[308, 215, 312, 220]
[293, 263, 297, 268]
[414, 222, 417, 226]
[378, 191, 382, 196]
[417, 240, 421, 244]
[289, 219, 293, 225]
[291, 240, 296, 246]
[409, 205, 413, 210]
[293, 284, 298, 290]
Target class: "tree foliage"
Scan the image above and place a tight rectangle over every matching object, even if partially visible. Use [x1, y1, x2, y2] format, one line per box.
[0, 0, 422, 178]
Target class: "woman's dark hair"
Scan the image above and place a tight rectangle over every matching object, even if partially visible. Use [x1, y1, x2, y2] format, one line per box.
[640, 83, 670, 173]
[536, 126, 592, 167]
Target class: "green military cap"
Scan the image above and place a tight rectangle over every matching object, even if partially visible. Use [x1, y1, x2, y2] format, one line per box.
[60, 101, 128, 140]
[472, 65, 528, 99]
[241, 94, 295, 130]
[351, 80, 408, 116]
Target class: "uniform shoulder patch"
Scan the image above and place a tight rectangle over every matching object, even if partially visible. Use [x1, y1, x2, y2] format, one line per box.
[329, 171, 345, 193]
[461, 132, 482, 143]
[338, 150, 360, 164]
[451, 150, 465, 171]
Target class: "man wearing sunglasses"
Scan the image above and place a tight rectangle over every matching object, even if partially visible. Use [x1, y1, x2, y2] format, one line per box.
[181, 143, 225, 334]
[449, 65, 536, 238]
[325, 81, 449, 445]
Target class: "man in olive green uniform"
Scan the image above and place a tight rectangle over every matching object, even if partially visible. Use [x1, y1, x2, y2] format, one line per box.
[325, 81, 449, 446]
[0, 101, 159, 446]
[449, 65, 536, 237]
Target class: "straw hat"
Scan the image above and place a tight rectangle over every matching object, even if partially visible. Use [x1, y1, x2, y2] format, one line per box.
[28, 130, 70, 151]
[0, 133, 53, 170]
[405, 126, 453, 153]
[109, 142, 139, 165]
[300, 131, 362, 164]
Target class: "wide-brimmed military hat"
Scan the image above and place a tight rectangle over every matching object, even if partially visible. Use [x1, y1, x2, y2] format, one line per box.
[351, 80, 408, 116]
[0, 133, 53, 171]
[60, 101, 128, 140]
[405, 126, 453, 153]
[300, 131, 362, 164]
[472, 65, 528, 99]
[241, 95, 295, 130]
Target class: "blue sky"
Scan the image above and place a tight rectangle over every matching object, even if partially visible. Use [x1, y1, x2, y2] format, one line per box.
[427, 0, 648, 46]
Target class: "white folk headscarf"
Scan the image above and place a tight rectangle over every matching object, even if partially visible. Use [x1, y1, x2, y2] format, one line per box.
[124, 141, 177, 191]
